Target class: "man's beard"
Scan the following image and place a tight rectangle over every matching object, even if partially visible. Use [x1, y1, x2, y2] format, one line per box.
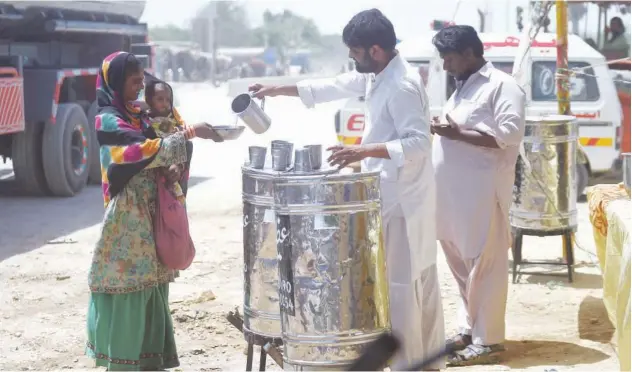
[354, 56, 378, 73]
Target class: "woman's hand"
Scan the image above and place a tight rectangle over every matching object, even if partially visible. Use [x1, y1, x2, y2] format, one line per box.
[190, 122, 224, 142]
[165, 164, 183, 184]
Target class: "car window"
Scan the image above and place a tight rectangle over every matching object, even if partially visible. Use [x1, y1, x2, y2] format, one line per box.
[532, 61, 600, 101]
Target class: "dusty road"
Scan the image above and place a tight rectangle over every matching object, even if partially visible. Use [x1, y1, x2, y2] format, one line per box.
[0, 82, 620, 371]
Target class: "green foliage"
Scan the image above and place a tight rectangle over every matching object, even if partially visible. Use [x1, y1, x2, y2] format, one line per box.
[149, 1, 324, 49]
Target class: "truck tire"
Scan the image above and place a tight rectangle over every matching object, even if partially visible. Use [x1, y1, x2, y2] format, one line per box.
[86, 101, 102, 184]
[42, 103, 91, 197]
[11, 123, 49, 195]
[576, 163, 589, 200]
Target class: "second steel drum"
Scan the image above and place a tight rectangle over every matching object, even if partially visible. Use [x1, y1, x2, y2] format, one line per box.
[511, 115, 579, 231]
[273, 171, 390, 370]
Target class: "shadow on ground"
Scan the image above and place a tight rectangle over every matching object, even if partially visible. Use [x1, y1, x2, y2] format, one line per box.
[0, 176, 213, 262]
[497, 339, 610, 368]
[577, 295, 616, 344]
[516, 267, 604, 290]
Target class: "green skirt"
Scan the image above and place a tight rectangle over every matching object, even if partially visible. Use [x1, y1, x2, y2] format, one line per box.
[86, 284, 179, 371]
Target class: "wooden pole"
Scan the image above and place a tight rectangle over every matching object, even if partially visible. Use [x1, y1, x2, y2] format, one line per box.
[556, 0, 574, 263]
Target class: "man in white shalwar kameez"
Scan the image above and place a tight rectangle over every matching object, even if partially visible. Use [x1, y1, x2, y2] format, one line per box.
[249, 9, 445, 370]
[429, 25, 526, 366]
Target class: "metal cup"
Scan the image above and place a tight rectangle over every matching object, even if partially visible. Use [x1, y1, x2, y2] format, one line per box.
[271, 140, 293, 165]
[305, 144, 322, 170]
[271, 146, 290, 171]
[248, 146, 267, 169]
[294, 148, 313, 172]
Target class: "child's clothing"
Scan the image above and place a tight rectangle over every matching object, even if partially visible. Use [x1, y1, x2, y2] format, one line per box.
[149, 112, 189, 203]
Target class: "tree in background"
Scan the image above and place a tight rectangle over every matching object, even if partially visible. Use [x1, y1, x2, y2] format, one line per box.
[151, 2, 324, 50]
[212, 1, 258, 47]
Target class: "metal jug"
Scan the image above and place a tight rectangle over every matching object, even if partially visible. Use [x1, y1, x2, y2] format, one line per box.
[231, 93, 271, 134]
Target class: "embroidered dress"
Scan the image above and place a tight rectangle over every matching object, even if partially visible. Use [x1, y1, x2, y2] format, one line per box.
[86, 51, 189, 370]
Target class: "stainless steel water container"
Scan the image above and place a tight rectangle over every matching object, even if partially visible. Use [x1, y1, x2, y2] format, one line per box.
[511, 115, 579, 231]
[273, 171, 390, 370]
[242, 166, 282, 341]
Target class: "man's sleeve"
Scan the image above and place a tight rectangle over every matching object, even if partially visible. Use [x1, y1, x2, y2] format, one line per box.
[384, 81, 432, 168]
[473, 81, 526, 149]
[297, 71, 367, 108]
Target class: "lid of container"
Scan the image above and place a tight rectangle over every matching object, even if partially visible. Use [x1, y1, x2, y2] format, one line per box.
[525, 114, 577, 123]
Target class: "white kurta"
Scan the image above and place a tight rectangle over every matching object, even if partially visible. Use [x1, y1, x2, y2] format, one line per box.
[297, 54, 444, 368]
[433, 62, 526, 345]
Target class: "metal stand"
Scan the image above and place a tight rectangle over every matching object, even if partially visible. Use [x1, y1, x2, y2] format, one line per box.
[511, 227, 575, 283]
[225, 310, 284, 371]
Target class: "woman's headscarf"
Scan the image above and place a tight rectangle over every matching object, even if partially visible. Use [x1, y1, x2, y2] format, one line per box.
[95, 51, 162, 207]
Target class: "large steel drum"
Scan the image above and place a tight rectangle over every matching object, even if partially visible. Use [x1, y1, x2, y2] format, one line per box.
[511, 115, 579, 231]
[242, 166, 282, 341]
[273, 171, 390, 370]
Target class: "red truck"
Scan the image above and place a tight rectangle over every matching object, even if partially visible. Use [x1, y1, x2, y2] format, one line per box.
[0, 1, 153, 197]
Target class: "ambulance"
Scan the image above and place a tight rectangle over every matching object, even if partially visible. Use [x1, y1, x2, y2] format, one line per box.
[334, 32, 624, 197]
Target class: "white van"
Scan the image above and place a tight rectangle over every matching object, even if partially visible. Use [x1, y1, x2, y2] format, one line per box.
[334, 32, 623, 196]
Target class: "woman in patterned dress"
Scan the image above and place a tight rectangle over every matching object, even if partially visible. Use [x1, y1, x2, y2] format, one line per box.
[85, 51, 220, 370]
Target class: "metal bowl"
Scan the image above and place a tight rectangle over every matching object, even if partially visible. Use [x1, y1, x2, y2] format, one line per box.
[213, 125, 245, 141]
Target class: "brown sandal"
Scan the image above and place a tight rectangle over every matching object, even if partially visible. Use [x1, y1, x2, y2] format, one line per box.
[445, 333, 472, 353]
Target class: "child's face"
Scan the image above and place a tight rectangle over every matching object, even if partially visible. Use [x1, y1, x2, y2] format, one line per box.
[149, 85, 172, 116]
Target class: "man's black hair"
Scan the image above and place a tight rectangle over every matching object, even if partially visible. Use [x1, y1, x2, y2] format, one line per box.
[432, 25, 485, 58]
[342, 8, 397, 51]
[611, 16, 625, 32]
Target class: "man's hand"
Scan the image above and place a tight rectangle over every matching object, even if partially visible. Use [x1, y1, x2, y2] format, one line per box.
[327, 145, 369, 169]
[248, 83, 279, 99]
[431, 114, 461, 139]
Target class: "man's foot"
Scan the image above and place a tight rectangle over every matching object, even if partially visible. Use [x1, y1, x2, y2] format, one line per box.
[447, 344, 505, 366]
[445, 333, 472, 353]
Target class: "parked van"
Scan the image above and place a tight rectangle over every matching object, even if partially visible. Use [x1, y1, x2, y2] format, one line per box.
[334, 32, 624, 197]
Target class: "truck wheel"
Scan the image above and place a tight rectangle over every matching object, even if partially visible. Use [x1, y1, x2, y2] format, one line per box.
[86, 101, 102, 184]
[576, 163, 589, 200]
[11, 122, 49, 195]
[42, 103, 91, 196]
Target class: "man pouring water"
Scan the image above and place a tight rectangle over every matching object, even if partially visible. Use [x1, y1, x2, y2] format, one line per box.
[249, 9, 445, 370]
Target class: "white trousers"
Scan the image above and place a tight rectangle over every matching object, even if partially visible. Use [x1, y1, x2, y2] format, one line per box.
[439, 203, 509, 346]
[386, 218, 446, 370]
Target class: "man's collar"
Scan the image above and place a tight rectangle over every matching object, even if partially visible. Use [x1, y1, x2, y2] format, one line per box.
[477, 61, 493, 78]
[457, 60, 493, 82]
[373, 52, 403, 83]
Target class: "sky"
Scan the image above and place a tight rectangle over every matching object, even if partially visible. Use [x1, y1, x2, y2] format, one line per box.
[140, 0, 529, 37]
[140, 0, 630, 40]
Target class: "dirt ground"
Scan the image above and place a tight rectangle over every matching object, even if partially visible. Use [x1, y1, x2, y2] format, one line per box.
[0, 84, 622, 371]
[0, 190, 620, 371]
